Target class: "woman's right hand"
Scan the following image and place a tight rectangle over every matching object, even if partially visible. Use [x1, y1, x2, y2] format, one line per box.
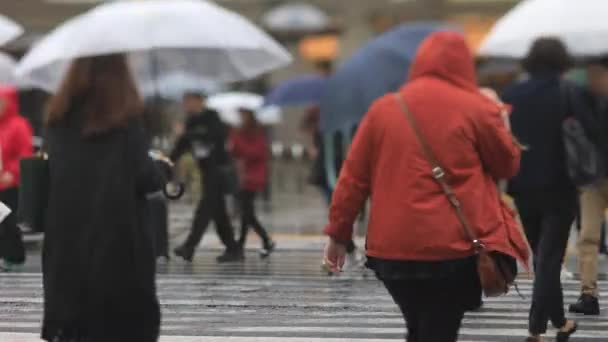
[324, 238, 347, 274]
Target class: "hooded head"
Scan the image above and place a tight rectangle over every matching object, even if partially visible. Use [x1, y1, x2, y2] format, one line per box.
[0, 85, 19, 121]
[408, 31, 477, 92]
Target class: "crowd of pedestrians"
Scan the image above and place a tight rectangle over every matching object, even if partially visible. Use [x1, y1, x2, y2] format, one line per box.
[2, 28, 608, 342]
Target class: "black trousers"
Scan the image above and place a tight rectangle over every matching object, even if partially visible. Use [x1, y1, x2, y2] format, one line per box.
[0, 187, 25, 264]
[514, 190, 577, 335]
[182, 168, 237, 252]
[380, 260, 480, 342]
[238, 190, 271, 248]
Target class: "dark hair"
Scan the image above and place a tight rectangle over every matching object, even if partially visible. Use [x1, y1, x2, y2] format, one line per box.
[46, 54, 143, 136]
[587, 56, 608, 69]
[183, 91, 207, 100]
[238, 107, 259, 129]
[522, 37, 573, 74]
[315, 60, 333, 75]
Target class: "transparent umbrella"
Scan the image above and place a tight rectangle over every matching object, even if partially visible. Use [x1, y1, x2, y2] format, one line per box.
[207, 92, 282, 126]
[140, 72, 226, 101]
[16, 0, 292, 93]
[263, 2, 330, 33]
[479, 0, 608, 58]
[0, 14, 23, 46]
[0, 53, 17, 85]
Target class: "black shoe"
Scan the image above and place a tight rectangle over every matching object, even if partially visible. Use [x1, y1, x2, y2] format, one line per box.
[216, 250, 244, 263]
[174, 245, 194, 262]
[556, 321, 578, 342]
[260, 241, 276, 259]
[569, 294, 600, 315]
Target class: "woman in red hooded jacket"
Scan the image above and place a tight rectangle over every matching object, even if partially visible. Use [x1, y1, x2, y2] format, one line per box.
[230, 108, 275, 257]
[323, 32, 530, 342]
[0, 85, 33, 270]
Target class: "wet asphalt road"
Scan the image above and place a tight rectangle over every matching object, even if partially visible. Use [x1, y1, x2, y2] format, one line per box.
[2, 246, 608, 342]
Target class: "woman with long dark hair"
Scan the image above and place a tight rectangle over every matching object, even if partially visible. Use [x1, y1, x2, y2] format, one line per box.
[42, 54, 162, 342]
[230, 108, 275, 257]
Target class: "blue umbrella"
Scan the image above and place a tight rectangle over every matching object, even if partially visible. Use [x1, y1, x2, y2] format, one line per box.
[319, 22, 454, 187]
[265, 74, 328, 106]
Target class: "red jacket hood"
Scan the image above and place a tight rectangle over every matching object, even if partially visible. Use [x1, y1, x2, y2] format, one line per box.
[409, 31, 477, 92]
[0, 85, 19, 122]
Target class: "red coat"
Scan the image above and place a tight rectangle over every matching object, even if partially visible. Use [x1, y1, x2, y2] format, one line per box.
[324, 32, 529, 265]
[229, 128, 269, 192]
[0, 86, 33, 191]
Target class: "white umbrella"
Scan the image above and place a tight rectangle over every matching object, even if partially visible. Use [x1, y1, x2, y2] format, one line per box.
[207, 92, 282, 126]
[16, 0, 292, 93]
[0, 53, 17, 85]
[263, 2, 330, 33]
[0, 15, 23, 46]
[140, 72, 226, 100]
[479, 0, 608, 58]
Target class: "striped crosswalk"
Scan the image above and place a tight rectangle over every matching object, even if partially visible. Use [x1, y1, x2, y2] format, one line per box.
[2, 250, 608, 341]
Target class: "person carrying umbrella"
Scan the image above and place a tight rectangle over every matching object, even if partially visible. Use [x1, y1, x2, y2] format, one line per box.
[0, 85, 32, 272]
[171, 91, 242, 263]
[41, 54, 164, 342]
[502, 38, 579, 341]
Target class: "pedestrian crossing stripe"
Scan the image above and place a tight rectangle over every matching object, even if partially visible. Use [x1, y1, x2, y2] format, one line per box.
[2, 251, 608, 342]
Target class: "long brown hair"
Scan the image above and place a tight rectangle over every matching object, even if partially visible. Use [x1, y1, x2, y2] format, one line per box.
[45, 54, 143, 136]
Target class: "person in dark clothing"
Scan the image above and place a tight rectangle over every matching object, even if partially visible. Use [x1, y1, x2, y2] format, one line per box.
[302, 106, 360, 266]
[42, 54, 162, 342]
[230, 108, 275, 257]
[502, 38, 578, 341]
[568, 57, 608, 315]
[0, 86, 33, 271]
[171, 92, 241, 263]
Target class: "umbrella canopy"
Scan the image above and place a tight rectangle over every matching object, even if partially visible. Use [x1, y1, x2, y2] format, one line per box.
[16, 0, 292, 93]
[263, 2, 330, 33]
[265, 75, 328, 106]
[140, 72, 226, 100]
[320, 22, 451, 135]
[0, 53, 17, 85]
[0, 15, 23, 46]
[207, 92, 282, 126]
[479, 0, 608, 58]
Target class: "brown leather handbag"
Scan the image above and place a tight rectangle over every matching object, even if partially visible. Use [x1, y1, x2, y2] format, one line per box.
[394, 94, 517, 297]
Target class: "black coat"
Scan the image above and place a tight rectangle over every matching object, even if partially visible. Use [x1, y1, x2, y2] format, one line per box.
[170, 108, 229, 170]
[42, 111, 162, 342]
[502, 74, 576, 194]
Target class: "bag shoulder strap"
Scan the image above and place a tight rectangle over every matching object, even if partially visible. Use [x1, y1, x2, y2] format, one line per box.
[393, 93, 484, 251]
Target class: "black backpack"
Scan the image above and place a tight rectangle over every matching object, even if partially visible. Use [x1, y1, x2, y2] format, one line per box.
[562, 82, 604, 186]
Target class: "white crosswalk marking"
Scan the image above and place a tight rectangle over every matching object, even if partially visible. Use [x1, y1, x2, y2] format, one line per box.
[2, 250, 608, 342]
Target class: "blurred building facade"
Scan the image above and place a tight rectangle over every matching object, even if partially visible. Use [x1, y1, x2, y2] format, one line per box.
[1, 0, 523, 208]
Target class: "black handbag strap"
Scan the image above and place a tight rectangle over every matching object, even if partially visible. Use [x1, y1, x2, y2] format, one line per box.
[393, 93, 484, 252]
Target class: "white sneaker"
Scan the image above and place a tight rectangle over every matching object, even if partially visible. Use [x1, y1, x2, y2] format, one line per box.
[561, 266, 574, 280]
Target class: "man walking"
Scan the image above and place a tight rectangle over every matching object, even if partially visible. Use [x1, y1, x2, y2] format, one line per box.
[171, 91, 242, 263]
[570, 58, 608, 315]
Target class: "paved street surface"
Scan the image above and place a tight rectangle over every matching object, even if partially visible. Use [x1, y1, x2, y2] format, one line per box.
[4, 196, 608, 342]
[2, 244, 608, 342]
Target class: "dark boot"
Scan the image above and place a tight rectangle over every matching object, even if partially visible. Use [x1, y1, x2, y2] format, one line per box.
[174, 245, 195, 262]
[556, 321, 578, 342]
[569, 294, 600, 315]
[216, 249, 244, 263]
[259, 240, 276, 259]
